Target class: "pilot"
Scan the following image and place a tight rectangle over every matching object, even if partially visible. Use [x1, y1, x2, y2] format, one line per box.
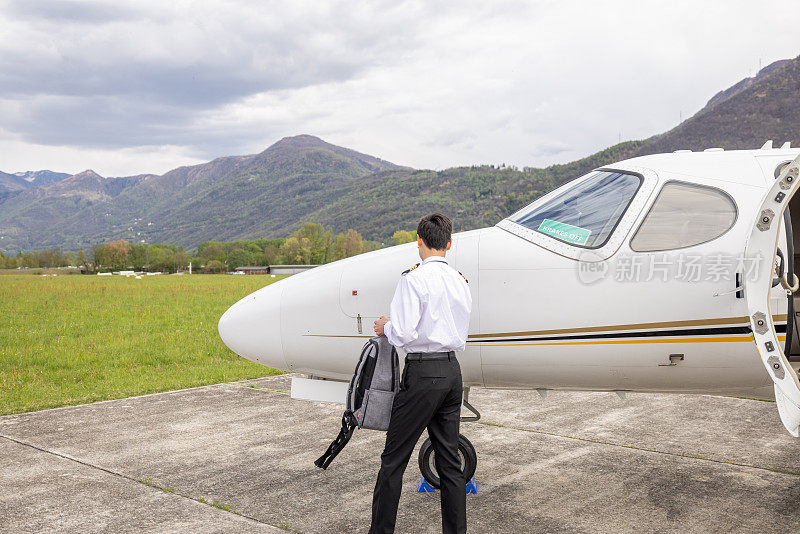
[370, 213, 472, 534]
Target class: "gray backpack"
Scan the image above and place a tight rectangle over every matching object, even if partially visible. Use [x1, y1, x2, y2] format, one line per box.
[315, 336, 399, 469]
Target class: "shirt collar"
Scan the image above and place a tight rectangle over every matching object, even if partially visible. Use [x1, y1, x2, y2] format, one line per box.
[422, 256, 448, 265]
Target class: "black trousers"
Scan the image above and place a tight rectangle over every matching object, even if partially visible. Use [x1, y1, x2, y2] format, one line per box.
[369, 355, 466, 534]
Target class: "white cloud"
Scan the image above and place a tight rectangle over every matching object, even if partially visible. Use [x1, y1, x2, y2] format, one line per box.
[0, 130, 204, 177]
[0, 0, 798, 175]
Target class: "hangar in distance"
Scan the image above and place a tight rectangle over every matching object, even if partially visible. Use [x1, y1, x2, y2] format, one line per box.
[219, 142, 800, 438]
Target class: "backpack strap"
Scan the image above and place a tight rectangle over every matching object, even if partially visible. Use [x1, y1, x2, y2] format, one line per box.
[314, 412, 357, 470]
[315, 338, 377, 469]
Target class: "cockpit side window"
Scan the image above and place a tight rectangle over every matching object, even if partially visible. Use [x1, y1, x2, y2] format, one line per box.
[630, 181, 737, 252]
[510, 170, 642, 248]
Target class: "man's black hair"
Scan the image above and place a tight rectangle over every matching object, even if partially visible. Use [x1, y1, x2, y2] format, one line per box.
[417, 213, 452, 250]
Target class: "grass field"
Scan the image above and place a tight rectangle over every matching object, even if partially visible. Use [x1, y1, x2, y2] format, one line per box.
[1, 274, 284, 415]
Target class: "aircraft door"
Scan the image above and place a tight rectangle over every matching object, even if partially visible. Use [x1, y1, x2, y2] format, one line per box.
[744, 153, 800, 436]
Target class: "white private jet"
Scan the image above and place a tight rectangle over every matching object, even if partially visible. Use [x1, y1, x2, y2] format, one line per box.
[219, 142, 800, 482]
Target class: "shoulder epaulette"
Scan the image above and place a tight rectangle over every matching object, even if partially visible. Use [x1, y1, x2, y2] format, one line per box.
[458, 270, 469, 284]
[401, 262, 420, 275]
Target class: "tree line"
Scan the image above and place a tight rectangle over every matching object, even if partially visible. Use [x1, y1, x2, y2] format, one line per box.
[0, 248, 87, 269]
[0, 223, 418, 273]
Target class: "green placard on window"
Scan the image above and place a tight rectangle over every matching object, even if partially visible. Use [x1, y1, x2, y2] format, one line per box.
[536, 218, 592, 245]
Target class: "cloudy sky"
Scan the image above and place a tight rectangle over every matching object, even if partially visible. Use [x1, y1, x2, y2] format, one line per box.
[0, 0, 798, 177]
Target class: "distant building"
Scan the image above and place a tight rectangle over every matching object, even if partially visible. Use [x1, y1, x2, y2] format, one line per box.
[268, 264, 317, 275]
[233, 265, 318, 275]
[234, 266, 270, 275]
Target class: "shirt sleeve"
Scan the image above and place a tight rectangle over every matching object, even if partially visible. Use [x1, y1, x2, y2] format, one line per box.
[383, 275, 423, 348]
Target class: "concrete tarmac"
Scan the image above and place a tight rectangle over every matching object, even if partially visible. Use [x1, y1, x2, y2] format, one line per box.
[2, 374, 800, 533]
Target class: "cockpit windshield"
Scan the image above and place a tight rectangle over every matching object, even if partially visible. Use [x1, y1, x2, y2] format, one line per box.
[509, 170, 641, 248]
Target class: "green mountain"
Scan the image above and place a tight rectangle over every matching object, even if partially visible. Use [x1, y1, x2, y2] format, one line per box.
[0, 135, 403, 252]
[0, 171, 31, 195]
[13, 170, 71, 187]
[1, 55, 799, 253]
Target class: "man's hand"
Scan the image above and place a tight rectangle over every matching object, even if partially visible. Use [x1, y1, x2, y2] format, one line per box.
[374, 316, 389, 336]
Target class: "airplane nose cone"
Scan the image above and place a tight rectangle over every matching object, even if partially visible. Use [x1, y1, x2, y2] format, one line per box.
[218, 282, 286, 370]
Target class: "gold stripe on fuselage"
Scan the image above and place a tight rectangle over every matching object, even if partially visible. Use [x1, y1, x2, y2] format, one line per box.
[304, 315, 788, 342]
[304, 334, 787, 346]
[469, 315, 787, 339]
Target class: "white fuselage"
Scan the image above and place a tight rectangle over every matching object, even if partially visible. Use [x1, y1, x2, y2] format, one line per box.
[219, 148, 800, 400]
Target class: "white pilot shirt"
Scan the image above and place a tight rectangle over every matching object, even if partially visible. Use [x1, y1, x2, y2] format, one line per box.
[383, 255, 472, 353]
